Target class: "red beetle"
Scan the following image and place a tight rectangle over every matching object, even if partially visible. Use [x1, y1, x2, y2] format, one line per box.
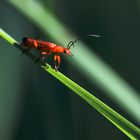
[21, 34, 100, 70]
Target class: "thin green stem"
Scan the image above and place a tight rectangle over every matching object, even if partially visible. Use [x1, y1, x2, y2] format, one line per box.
[0, 28, 17, 45]
[0, 28, 140, 140]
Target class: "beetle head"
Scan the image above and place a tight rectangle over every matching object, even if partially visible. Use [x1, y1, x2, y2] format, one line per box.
[64, 48, 73, 56]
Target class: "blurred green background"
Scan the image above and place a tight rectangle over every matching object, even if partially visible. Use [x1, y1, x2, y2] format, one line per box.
[0, 0, 140, 140]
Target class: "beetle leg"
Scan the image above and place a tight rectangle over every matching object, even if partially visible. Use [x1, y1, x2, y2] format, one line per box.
[40, 51, 51, 60]
[21, 47, 31, 55]
[54, 55, 61, 71]
[33, 40, 38, 48]
[54, 55, 57, 69]
[57, 55, 61, 66]
[34, 51, 50, 63]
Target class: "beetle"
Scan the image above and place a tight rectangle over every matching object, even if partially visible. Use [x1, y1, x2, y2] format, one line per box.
[21, 34, 100, 70]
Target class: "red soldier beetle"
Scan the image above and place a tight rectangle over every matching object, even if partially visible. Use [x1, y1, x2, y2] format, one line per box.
[21, 34, 100, 70]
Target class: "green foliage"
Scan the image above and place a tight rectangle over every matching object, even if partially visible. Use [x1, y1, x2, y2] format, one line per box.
[0, 28, 140, 140]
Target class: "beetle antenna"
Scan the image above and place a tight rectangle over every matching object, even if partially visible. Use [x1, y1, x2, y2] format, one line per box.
[67, 34, 100, 49]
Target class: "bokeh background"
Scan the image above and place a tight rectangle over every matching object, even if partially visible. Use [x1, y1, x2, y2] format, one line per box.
[0, 0, 140, 140]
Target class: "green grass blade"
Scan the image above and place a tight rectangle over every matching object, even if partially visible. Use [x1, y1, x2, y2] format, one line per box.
[0, 28, 140, 140]
[43, 65, 140, 140]
[8, 0, 140, 122]
[0, 28, 17, 45]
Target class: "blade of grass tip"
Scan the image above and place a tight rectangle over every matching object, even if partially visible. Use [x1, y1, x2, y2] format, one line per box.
[1, 28, 140, 140]
[42, 65, 140, 140]
[8, 0, 140, 123]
